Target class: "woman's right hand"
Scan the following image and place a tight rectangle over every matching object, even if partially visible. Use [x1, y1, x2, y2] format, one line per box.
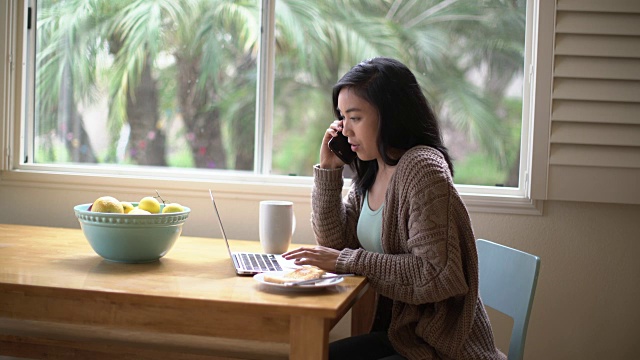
[320, 119, 346, 169]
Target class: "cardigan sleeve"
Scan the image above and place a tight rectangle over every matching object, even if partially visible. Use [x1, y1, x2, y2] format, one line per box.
[311, 165, 362, 254]
[335, 148, 473, 304]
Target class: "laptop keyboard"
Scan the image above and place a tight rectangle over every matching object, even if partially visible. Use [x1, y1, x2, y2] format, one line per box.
[239, 253, 283, 272]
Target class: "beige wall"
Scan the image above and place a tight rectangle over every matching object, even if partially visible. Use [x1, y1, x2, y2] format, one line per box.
[1, 186, 639, 360]
[2, 1, 639, 359]
[473, 201, 640, 359]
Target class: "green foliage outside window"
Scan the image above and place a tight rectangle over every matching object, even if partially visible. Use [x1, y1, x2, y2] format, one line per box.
[33, 0, 526, 187]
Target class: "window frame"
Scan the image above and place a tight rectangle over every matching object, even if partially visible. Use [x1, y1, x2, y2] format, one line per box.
[1, 0, 553, 215]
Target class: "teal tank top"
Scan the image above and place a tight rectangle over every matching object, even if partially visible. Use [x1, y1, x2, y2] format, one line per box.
[357, 191, 384, 253]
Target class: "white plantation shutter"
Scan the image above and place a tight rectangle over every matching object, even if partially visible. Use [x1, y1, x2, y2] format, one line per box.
[543, 0, 640, 204]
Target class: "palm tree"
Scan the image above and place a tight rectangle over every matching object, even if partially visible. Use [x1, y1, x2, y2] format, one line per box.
[35, 0, 525, 187]
[36, 0, 170, 166]
[105, 0, 261, 170]
[177, 0, 261, 170]
[103, 0, 182, 166]
[267, 0, 525, 180]
[36, 0, 102, 163]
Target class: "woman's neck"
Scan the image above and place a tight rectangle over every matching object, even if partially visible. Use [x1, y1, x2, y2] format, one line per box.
[377, 163, 395, 180]
[368, 162, 396, 211]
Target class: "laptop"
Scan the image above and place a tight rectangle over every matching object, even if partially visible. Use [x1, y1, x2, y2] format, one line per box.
[208, 189, 297, 275]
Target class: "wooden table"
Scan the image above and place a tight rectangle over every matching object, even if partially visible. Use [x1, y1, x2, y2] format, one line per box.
[0, 224, 371, 360]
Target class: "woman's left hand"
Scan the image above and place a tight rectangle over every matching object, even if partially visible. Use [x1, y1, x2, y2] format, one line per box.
[282, 246, 341, 272]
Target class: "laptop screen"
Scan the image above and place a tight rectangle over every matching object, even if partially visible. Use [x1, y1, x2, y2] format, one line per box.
[209, 189, 235, 260]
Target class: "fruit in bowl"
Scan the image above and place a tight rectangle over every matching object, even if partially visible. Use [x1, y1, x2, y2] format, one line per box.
[75, 194, 190, 263]
[162, 203, 185, 213]
[138, 196, 162, 214]
[91, 196, 125, 213]
[121, 201, 135, 214]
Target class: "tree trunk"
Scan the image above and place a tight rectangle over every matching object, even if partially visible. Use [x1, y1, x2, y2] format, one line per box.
[505, 148, 520, 188]
[223, 53, 258, 171]
[59, 59, 97, 163]
[126, 56, 167, 166]
[176, 56, 226, 169]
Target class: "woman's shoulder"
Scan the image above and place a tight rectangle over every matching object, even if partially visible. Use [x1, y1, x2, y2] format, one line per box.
[391, 146, 453, 191]
[391, 146, 456, 201]
[397, 146, 449, 173]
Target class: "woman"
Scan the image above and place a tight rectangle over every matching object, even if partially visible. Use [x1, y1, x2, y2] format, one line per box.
[283, 57, 506, 360]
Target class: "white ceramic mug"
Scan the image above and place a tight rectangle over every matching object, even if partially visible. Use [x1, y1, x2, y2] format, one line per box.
[259, 200, 296, 254]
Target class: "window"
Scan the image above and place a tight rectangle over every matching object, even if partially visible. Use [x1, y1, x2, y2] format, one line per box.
[270, 0, 529, 188]
[3, 0, 548, 213]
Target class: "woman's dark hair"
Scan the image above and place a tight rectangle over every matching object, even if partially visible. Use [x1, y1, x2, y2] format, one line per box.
[332, 57, 453, 193]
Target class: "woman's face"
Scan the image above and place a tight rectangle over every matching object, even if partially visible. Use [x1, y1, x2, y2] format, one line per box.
[337, 88, 380, 162]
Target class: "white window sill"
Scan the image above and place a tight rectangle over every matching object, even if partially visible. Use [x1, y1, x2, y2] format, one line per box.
[0, 167, 543, 215]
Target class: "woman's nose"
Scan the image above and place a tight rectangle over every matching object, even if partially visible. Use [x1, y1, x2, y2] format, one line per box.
[341, 121, 352, 137]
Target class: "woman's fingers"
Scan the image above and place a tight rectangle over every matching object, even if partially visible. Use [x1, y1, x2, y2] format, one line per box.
[324, 120, 343, 142]
[320, 119, 348, 169]
[282, 246, 339, 272]
[282, 247, 308, 257]
[282, 246, 318, 258]
[330, 119, 343, 133]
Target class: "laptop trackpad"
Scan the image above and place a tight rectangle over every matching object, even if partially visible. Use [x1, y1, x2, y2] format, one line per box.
[276, 255, 299, 269]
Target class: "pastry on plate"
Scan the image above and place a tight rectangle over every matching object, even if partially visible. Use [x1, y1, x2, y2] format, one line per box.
[263, 266, 326, 284]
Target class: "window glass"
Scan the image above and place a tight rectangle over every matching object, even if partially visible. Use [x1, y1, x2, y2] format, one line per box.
[271, 0, 526, 188]
[32, 0, 526, 187]
[34, 0, 259, 170]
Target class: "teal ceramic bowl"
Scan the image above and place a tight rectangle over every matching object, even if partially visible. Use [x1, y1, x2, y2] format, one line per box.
[74, 203, 191, 263]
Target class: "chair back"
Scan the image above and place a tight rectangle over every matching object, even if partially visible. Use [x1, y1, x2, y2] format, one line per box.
[476, 239, 540, 360]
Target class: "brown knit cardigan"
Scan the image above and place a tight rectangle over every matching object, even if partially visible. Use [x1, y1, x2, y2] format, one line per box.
[311, 146, 506, 360]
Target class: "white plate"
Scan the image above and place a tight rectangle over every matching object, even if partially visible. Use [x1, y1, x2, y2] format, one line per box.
[254, 272, 344, 291]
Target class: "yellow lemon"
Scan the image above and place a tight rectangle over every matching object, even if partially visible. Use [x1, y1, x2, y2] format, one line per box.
[162, 203, 185, 213]
[138, 196, 161, 214]
[91, 196, 124, 213]
[129, 207, 151, 215]
[121, 201, 134, 214]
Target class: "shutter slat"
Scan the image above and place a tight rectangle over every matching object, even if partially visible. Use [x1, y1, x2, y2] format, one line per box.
[556, 11, 640, 36]
[554, 56, 640, 80]
[548, 166, 640, 204]
[549, 144, 640, 168]
[555, 34, 640, 58]
[551, 122, 640, 147]
[553, 100, 640, 125]
[546, 3, 640, 205]
[557, 0, 640, 14]
[553, 79, 640, 103]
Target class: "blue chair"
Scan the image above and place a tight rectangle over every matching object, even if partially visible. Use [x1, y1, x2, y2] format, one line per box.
[476, 239, 540, 360]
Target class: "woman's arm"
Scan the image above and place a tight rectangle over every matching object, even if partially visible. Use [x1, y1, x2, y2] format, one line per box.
[310, 165, 362, 251]
[336, 148, 474, 304]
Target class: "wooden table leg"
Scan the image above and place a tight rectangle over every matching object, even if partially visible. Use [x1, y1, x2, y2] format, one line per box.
[351, 285, 376, 336]
[289, 315, 329, 360]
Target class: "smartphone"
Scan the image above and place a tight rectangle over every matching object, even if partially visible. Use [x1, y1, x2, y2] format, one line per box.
[328, 132, 357, 164]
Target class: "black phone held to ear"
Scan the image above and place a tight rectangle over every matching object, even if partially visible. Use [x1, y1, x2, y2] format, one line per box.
[328, 132, 357, 164]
